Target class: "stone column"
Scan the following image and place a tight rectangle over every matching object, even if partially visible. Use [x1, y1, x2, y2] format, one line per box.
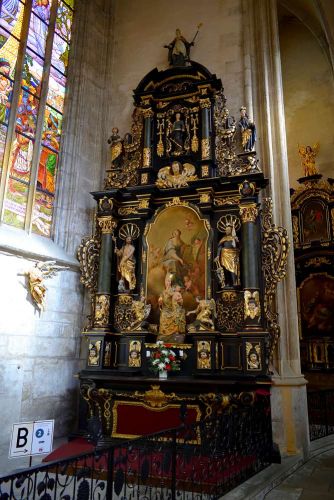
[93, 215, 117, 330]
[250, 0, 309, 456]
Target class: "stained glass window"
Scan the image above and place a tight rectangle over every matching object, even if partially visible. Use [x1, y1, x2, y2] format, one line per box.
[0, 0, 74, 237]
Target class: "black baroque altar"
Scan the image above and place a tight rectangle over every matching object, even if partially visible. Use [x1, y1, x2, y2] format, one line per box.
[77, 57, 288, 441]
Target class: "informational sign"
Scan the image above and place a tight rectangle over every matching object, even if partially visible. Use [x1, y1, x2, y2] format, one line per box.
[9, 420, 54, 458]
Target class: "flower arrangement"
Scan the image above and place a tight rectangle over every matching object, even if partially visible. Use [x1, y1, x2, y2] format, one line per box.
[148, 341, 180, 374]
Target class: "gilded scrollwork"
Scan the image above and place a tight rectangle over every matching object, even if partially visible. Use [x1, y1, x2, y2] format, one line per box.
[94, 294, 110, 326]
[305, 257, 331, 267]
[118, 206, 138, 216]
[261, 198, 289, 358]
[216, 291, 244, 332]
[114, 296, 151, 332]
[214, 196, 240, 206]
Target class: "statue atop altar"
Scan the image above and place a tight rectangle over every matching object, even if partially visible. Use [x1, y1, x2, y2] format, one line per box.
[77, 38, 289, 440]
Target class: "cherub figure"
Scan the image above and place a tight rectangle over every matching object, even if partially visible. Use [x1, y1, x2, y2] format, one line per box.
[25, 260, 68, 310]
[298, 143, 320, 177]
[187, 297, 216, 331]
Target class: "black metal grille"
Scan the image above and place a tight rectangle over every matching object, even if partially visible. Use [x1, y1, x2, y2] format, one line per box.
[308, 389, 334, 441]
[0, 399, 273, 500]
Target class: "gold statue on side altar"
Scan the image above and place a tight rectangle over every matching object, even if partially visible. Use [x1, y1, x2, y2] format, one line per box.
[158, 274, 186, 342]
[113, 223, 139, 292]
[214, 215, 241, 288]
[298, 143, 320, 177]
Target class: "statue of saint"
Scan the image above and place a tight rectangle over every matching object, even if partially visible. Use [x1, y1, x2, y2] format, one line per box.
[222, 108, 236, 146]
[298, 143, 319, 177]
[215, 223, 240, 287]
[238, 107, 256, 152]
[107, 127, 123, 168]
[171, 113, 185, 153]
[113, 235, 136, 291]
[164, 29, 193, 67]
[158, 275, 186, 342]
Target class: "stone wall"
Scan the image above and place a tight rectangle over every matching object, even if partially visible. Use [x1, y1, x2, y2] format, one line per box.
[279, 15, 334, 188]
[0, 0, 112, 473]
[107, 0, 246, 136]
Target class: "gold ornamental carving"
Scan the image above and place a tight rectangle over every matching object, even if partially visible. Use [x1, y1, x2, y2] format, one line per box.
[292, 215, 299, 246]
[142, 107, 154, 119]
[216, 291, 244, 332]
[214, 196, 240, 206]
[201, 138, 210, 160]
[94, 294, 110, 326]
[143, 147, 151, 167]
[134, 385, 180, 408]
[199, 98, 211, 109]
[165, 197, 189, 208]
[244, 290, 261, 321]
[114, 297, 151, 332]
[156, 162, 197, 189]
[98, 216, 117, 234]
[201, 165, 209, 177]
[138, 198, 150, 209]
[305, 257, 331, 267]
[261, 198, 289, 358]
[199, 192, 211, 203]
[118, 206, 138, 216]
[77, 235, 100, 291]
[141, 173, 148, 184]
[239, 204, 258, 223]
[98, 197, 113, 212]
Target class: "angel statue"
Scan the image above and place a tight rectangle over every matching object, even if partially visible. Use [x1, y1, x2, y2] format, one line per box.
[214, 215, 241, 288]
[128, 299, 151, 331]
[187, 297, 216, 331]
[113, 223, 140, 292]
[298, 143, 320, 177]
[156, 161, 198, 189]
[25, 261, 68, 311]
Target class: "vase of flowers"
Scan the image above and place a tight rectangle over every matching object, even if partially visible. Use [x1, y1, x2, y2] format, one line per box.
[148, 341, 180, 378]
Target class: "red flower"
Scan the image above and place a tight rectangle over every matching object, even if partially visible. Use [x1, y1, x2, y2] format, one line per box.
[169, 355, 175, 361]
[165, 343, 172, 348]
[155, 352, 161, 359]
[166, 364, 171, 371]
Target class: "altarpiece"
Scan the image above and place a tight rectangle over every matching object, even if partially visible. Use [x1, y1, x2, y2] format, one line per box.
[77, 47, 288, 440]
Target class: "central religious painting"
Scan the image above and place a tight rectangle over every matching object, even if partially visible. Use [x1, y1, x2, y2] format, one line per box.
[144, 204, 209, 338]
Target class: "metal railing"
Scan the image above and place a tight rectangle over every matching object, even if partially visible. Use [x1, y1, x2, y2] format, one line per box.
[0, 398, 274, 499]
[308, 389, 334, 441]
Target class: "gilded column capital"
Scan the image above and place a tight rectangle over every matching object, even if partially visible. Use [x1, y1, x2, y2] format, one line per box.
[239, 203, 258, 223]
[199, 98, 211, 109]
[98, 216, 117, 234]
[142, 107, 154, 119]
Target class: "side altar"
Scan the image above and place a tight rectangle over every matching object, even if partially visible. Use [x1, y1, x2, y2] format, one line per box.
[77, 41, 288, 441]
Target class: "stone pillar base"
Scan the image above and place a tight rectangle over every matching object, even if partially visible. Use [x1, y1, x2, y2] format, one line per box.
[271, 375, 310, 458]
